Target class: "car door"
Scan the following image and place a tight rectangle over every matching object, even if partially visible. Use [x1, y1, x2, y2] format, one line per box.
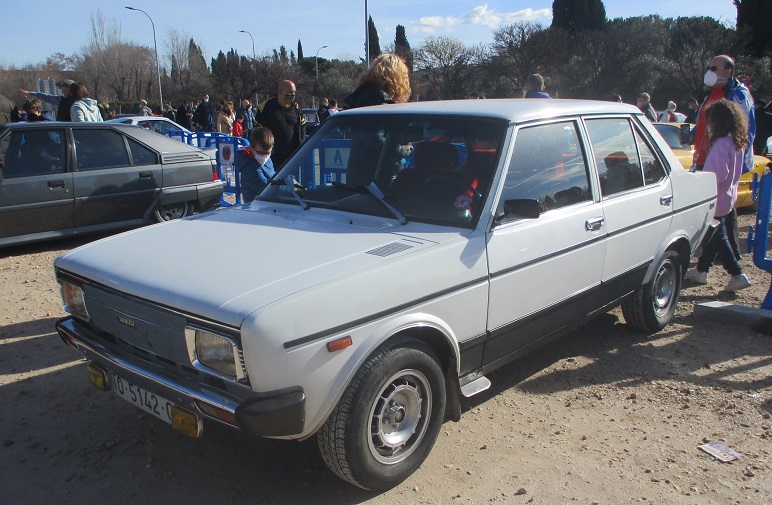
[584, 117, 673, 301]
[484, 120, 606, 364]
[0, 128, 73, 242]
[72, 127, 161, 228]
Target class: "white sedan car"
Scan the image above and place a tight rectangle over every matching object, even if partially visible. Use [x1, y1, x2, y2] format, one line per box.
[55, 99, 717, 490]
[107, 115, 189, 136]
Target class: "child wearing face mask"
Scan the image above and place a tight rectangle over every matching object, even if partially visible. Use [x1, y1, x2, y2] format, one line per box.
[236, 127, 276, 203]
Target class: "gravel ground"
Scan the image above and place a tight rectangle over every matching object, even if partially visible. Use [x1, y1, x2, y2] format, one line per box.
[0, 211, 770, 504]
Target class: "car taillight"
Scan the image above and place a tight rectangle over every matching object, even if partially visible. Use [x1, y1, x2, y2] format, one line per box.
[212, 161, 220, 181]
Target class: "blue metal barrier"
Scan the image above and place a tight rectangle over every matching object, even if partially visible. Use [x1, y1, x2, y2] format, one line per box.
[746, 173, 772, 309]
[165, 131, 250, 206]
[204, 135, 250, 206]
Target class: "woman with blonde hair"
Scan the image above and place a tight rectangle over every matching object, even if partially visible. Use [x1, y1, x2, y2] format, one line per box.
[344, 53, 411, 108]
[685, 98, 751, 291]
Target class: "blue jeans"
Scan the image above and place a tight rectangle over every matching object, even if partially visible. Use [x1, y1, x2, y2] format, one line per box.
[697, 214, 742, 276]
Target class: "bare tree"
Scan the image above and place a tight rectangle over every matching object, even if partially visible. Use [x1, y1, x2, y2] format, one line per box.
[414, 36, 483, 100]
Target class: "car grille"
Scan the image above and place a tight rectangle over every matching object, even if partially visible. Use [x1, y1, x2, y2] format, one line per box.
[79, 282, 245, 391]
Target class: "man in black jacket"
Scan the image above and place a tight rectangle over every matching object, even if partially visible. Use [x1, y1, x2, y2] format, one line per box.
[255, 80, 306, 168]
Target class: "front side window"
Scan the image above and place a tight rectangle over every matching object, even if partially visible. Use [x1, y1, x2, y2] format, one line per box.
[259, 114, 508, 229]
[585, 118, 644, 197]
[73, 129, 130, 171]
[0, 129, 66, 178]
[498, 121, 591, 219]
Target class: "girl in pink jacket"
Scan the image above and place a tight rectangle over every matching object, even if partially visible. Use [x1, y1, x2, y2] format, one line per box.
[685, 99, 752, 292]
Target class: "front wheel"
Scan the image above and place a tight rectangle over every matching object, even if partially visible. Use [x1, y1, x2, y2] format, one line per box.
[622, 250, 681, 332]
[317, 338, 446, 490]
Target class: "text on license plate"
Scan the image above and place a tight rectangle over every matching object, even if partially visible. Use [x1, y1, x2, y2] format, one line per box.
[112, 373, 174, 424]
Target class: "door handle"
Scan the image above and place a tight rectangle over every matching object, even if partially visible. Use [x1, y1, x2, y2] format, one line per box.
[660, 194, 673, 206]
[48, 180, 66, 189]
[139, 171, 154, 180]
[585, 217, 604, 231]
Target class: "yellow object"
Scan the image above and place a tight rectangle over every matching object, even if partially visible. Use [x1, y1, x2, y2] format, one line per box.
[171, 406, 203, 438]
[87, 364, 109, 391]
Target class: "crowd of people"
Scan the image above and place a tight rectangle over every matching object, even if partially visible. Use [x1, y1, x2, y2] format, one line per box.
[3, 52, 769, 291]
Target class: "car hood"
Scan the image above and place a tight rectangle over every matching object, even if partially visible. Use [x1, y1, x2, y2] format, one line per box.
[55, 204, 466, 327]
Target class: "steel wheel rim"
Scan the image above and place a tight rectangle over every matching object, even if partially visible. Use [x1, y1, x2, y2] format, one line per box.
[368, 369, 432, 465]
[653, 260, 675, 316]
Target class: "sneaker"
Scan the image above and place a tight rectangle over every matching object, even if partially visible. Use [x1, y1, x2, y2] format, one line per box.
[684, 269, 708, 284]
[723, 274, 751, 292]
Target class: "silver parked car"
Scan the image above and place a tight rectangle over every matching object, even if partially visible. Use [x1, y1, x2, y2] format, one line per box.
[54, 100, 717, 490]
[0, 122, 222, 247]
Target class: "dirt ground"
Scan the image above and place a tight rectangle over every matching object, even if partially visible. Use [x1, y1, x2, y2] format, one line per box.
[1, 211, 770, 505]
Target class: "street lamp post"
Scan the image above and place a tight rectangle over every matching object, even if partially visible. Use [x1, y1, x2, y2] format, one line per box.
[126, 6, 163, 113]
[239, 30, 258, 106]
[314, 45, 327, 110]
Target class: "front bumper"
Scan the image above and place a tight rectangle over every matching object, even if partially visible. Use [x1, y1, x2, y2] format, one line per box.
[56, 317, 305, 437]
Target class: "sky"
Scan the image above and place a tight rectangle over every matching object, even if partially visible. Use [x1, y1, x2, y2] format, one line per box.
[0, 1, 739, 68]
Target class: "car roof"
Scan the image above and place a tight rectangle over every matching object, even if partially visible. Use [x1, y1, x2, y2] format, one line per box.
[0, 121, 202, 152]
[337, 98, 643, 123]
[107, 116, 171, 123]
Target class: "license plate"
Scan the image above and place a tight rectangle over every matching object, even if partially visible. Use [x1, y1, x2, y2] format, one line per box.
[111, 373, 174, 424]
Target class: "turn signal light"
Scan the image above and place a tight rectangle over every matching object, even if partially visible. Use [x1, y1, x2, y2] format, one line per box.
[327, 336, 352, 353]
[87, 364, 109, 391]
[171, 406, 203, 438]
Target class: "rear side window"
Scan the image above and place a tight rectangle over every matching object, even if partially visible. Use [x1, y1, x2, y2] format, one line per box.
[585, 118, 644, 197]
[0, 129, 67, 178]
[499, 121, 591, 216]
[73, 129, 130, 171]
[127, 138, 158, 166]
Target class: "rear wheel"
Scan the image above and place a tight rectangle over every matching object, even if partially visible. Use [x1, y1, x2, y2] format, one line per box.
[154, 201, 189, 222]
[317, 337, 446, 490]
[622, 250, 681, 332]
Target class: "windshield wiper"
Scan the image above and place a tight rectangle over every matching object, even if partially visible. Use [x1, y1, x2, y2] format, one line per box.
[331, 181, 407, 225]
[269, 176, 309, 209]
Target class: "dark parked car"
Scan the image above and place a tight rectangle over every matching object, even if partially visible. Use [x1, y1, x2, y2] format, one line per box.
[0, 122, 222, 247]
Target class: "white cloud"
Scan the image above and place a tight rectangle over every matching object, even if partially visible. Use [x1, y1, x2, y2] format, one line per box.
[503, 8, 552, 23]
[466, 5, 552, 28]
[411, 15, 463, 34]
[467, 5, 501, 28]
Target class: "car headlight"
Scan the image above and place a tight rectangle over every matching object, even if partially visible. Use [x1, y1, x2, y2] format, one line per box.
[61, 281, 89, 321]
[186, 327, 243, 380]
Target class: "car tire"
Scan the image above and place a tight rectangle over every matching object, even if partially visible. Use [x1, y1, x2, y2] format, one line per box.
[154, 201, 189, 222]
[317, 337, 446, 490]
[622, 250, 681, 332]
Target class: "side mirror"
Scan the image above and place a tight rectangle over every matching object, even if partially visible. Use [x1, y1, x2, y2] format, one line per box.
[503, 199, 540, 219]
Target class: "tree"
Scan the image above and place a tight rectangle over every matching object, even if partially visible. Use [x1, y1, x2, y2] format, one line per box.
[394, 25, 413, 71]
[735, 0, 772, 57]
[552, 0, 606, 33]
[488, 22, 558, 90]
[665, 16, 738, 99]
[561, 16, 668, 101]
[297, 40, 304, 61]
[211, 49, 258, 101]
[414, 36, 482, 100]
[368, 16, 382, 61]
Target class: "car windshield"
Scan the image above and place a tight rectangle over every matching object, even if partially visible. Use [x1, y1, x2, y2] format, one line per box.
[259, 113, 507, 228]
[653, 124, 685, 150]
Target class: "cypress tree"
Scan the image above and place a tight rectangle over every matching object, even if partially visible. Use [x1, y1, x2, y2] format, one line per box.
[551, 0, 606, 33]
